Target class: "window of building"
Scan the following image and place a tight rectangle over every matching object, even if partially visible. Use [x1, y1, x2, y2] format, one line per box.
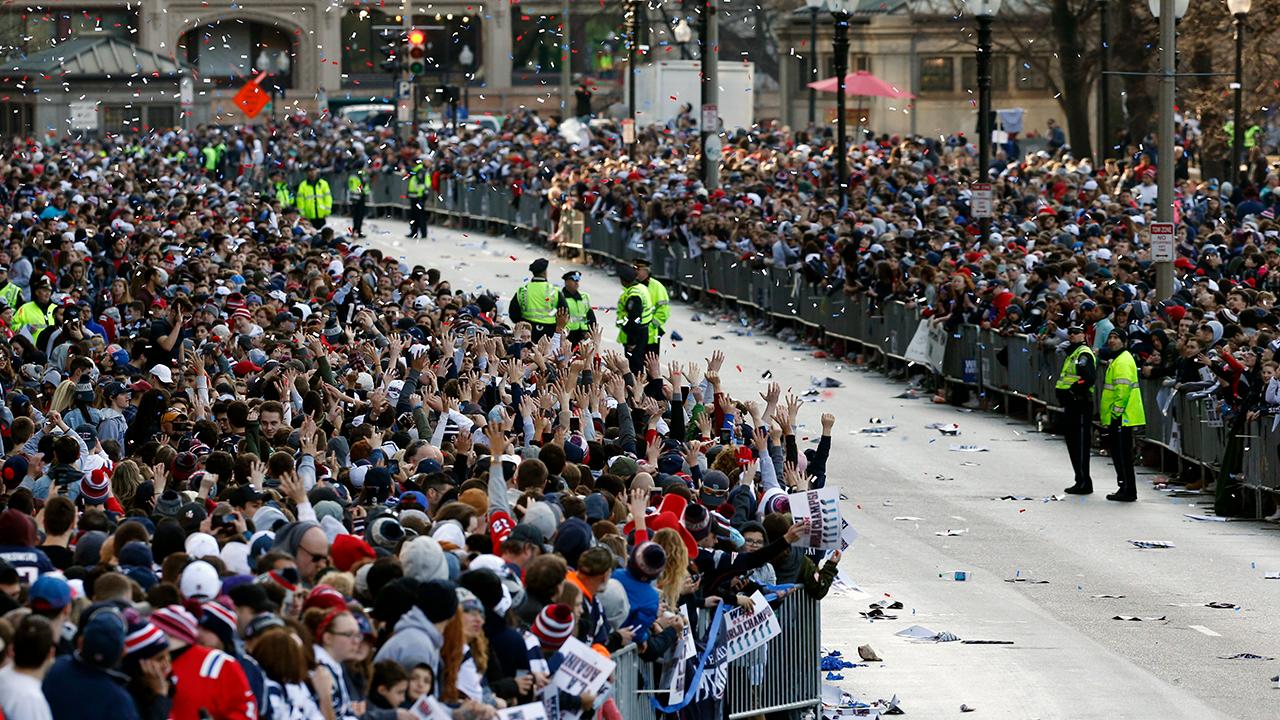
[101, 105, 139, 134]
[918, 56, 954, 93]
[146, 105, 175, 130]
[824, 53, 869, 79]
[511, 12, 560, 80]
[1016, 56, 1049, 89]
[340, 8, 394, 77]
[181, 22, 293, 88]
[961, 55, 1008, 92]
[0, 7, 137, 57]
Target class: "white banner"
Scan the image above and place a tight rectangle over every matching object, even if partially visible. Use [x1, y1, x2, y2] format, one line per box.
[787, 487, 843, 551]
[552, 636, 616, 697]
[498, 702, 550, 720]
[723, 591, 781, 662]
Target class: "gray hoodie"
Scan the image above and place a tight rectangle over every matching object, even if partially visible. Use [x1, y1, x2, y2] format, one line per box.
[372, 606, 443, 676]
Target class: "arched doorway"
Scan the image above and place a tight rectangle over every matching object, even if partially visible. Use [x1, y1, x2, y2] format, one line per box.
[179, 19, 295, 90]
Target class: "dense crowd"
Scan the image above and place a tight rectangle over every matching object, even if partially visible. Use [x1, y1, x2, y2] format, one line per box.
[0, 115, 842, 720]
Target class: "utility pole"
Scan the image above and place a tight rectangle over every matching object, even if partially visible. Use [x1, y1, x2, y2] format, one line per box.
[560, 0, 572, 119]
[1097, 0, 1109, 160]
[1155, 0, 1175, 301]
[700, 0, 720, 190]
[626, 0, 637, 157]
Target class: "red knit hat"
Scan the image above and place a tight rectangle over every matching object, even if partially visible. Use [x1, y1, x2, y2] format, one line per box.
[302, 585, 348, 614]
[330, 534, 376, 572]
[531, 603, 575, 653]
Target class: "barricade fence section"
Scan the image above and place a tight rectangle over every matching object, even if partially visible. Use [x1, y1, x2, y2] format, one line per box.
[320, 172, 1280, 498]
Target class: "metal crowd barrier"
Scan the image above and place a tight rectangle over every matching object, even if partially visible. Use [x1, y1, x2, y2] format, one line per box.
[317, 171, 1280, 503]
[609, 643, 657, 720]
[726, 590, 822, 719]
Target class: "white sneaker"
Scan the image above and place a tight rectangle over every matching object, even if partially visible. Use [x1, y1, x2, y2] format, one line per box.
[1265, 509, 1280, 523]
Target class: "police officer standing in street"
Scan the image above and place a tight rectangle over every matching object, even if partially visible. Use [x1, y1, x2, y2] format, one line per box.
[616, 264, 654, 374]
[347, 160, 370, 238]
[1101, 329, 1145, 502]
[1056, 325, 1097, 495]
[561, 270, 596, 346]
[633, 259, 668, 359]
[407, 160, 429, 239]
[510, 258, 561, 342]
[295, 166, 333, 229]
[270, 170, 293, 209]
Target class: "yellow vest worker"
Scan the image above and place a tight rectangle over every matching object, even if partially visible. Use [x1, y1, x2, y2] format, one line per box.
[295, 171, 333, 221]
[634, 259, 669, 332]
[1055, 325, 1097, 495]
[510, 258, 561, 341]
[616, 264, 654, 374]
[1099, 329, 1144, 502]
[561, 270, 596, 343]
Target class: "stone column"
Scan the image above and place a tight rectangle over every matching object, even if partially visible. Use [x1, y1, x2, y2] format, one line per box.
[483, 0, 511, 91]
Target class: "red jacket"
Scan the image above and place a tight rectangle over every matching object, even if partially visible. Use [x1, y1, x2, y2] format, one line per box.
[170, 645, 257, 720]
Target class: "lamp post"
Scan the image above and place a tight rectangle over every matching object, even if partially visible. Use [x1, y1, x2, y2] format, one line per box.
[700, 0, 720, 190]
[805, 0, 823, 127]
[561, 0, 572, 119]
[1097, 0, 1109, 160]
[256, 49, 290, 121]
[1227, 0, 1250, 190]
[459, 44, 474, 121]
[1148, 0, 1187, 301]
[973, 0, 1000, 197]
[625, 0, 637, 156]
[829, 0, 851, 209]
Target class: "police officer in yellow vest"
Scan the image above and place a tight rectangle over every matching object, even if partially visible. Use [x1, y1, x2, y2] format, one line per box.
[407, 162, 429, 239]
[348, 161, 370, 238]
[295, 166, 333, 229]
[510, 258, 561, 342]
[616, 264, 655, 374]
[1055, 325, 1097, 495]
[633, 259, 669, 359]
[11, 276, 55, 339]
[0, 264, 22, 311]
[561, 270, 596, 345]
[1100, 329, 1145, 502]
[270, 170, 293, 209]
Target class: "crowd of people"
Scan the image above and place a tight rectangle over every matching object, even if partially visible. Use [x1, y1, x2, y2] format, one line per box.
[0, 114, 843, 720]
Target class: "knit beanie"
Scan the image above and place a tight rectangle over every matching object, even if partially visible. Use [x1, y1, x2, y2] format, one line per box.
[597, 578, 631, 630]
[80, 466, 111, 505]
[415, 579, 459, 624]
[0, 509, 35, 546]
[683, 503, 711, 541]
[199, 600, 238, 650]
[531, 603, 575, 653]
[522, 502, 557, 543]
[79, 604, 126, 668]
[553, 517, 594, 569]
[151, 605, 199, 647]
[367, 514, 406, 550]
[331, 534, 376, 572]
[124, 620, 169, 663]
[154, 489, 184, 518]
[303, 585, 349, 614]
[627, 541, 667, 582]
[271, 521, 320, 556]
[399, 536, 447, 583]
[459, 569, 504, 615]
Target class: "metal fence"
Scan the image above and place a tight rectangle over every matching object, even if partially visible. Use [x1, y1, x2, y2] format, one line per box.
[323, 171, 1280, 505]
[606, 590, 822, 720]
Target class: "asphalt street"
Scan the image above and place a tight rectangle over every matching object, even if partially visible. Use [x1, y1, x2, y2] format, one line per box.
[345, 213, 1280, 719]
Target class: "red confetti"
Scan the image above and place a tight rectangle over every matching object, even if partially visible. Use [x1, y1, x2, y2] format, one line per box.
[1019, 508, 1027, 513]
[735, 365, 742, 372]
[509, 255, 518, 261]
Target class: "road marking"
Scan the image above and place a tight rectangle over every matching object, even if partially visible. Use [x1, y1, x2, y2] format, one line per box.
[1189, 625, 1221, 637]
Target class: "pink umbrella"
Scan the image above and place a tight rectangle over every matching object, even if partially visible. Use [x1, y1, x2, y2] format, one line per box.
[807, 70, 914, 99]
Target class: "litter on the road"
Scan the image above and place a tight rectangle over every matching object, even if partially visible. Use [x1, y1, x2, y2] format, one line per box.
[1112, 615, 1168, 621]
[1129, 540, 1177, 549]
[1219, 653, 1274, 661]
[893, 389, 921, 399]
[860, 608, 897, 620]
[857, 645, 883, 662]
[949, 444, 989, 452]
[960, 704, 977, 713]
[1206, 602, 1238, 609]
[926, 422, 961, 435]
[893, 516, 924, 521]
[934, 528, 969, 537]
[859, 425, 896, 434]
[870, 600, 904, 610]
[812, 376, 845, 388]
[1183, 513, 1240, 522]
[1005, 578, 1050, 584]
[1264, 572, 1280, 580]
[1091, 594, 1127, 599]
[939, 571, 969, 581]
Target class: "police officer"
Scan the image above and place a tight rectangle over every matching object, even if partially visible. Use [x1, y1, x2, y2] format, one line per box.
[347, 161, 370, 238]
[633, 259, 669, 359]
[1055, 325, 1097, 495]
[1100, 329, 1145, 502]
[12, 275, 55, 339]
[561, 270, 596, 345]
[270, 170, 293, 209]
[295, 166, 333, 229]
[407, 160, 429, 239]
[616, 264, 654, 374]
[510, 258, 560, 342]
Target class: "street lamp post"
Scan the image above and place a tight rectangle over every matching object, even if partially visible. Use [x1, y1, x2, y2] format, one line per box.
[830, 0, 851, 209]
[1228, 0, 1251, 190]
[973, 1, 1000, 212]
[805, 0, 823, 127]
[561, 0, 572, 119]
[459, 44, 474, 121]
[256, 49, 290, 121]
[1148, 0, 1187, 301]
[1097, 0, 1109, 161]
[625, 0, 638, 157]
[700, 0, 720, 190]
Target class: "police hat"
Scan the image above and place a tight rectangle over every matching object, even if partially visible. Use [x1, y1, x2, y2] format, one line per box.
[1067, 325, 1085, 334]
[562, 270, 581, 282]
[529, 258, 549, 276]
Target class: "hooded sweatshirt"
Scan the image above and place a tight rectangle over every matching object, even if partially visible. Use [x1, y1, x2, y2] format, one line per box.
[372, 606, 444, 676]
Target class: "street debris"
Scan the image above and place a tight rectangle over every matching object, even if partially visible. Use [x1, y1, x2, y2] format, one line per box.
[926, 422, 961, 435]
[1219, 653, 1274, 661]
[1091, 594, 1126, 599]
[934, 528, 969, 537]
[1129, 540, 1176, 549]
[1112, 615, 1168, 621]
[949, 444, 989, 452]
[857, 645, 883, 662]
[1004, 578, 1050, 584]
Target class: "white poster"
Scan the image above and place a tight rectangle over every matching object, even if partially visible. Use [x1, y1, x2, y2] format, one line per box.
[787, 487, 843, 551]
[723, 591, 781, 662]
[552, 636, 616, 697]
[409, 694, 450, 719]
[499, 702, 550, 720]
[904, 321, 930, 366]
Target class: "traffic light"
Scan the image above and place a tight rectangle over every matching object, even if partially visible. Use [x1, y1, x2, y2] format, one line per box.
[377, 34, 401, 74]
[407, 28, 426, 76]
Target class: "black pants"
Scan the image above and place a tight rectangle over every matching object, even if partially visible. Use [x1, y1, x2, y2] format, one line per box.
[1063, 408, 1092, 487]
[311, 216, 326, 229]
[529, 323, 557, 343]
[624, 344, 646, 374]
[644, 342, 661, 363]
[1108, 420, 1136, 496]
[409, 197, 426, 237]
[351, 198, 366, 235]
